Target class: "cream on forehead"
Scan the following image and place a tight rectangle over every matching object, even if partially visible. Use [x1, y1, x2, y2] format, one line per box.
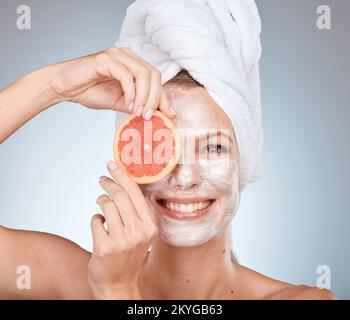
[165, 86, 234, 132]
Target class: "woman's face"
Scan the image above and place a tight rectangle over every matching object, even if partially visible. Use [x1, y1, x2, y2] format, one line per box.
[140, 85, 240, 247]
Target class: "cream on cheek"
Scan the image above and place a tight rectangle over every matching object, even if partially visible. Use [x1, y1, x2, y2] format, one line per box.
[141, 157, 240, 247]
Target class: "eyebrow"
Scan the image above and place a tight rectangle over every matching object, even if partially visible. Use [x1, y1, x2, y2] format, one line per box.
[198, 129, 234, 144]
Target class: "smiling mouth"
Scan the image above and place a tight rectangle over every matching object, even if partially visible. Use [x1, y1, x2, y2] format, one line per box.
[156, 198, 215, 219]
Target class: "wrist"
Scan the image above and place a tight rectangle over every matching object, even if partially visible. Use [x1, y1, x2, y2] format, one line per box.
[24, 64, 65, 111]
[0, 63, 66, 143]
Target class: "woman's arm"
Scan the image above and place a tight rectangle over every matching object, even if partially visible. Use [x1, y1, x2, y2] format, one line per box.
[0, 225, 94, 299]
[0, 47, 174, 144]
[0, 47, 170, 299]
[0, 65, 62, 143]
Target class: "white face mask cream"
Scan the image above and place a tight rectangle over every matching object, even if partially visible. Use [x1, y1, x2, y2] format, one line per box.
[140, 86, 241, 247]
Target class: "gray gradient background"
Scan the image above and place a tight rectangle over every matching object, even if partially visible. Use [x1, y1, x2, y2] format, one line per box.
[0, 0, 349, 299]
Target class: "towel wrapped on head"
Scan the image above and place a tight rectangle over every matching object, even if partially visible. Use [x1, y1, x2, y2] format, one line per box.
[115, 0, 263, 191]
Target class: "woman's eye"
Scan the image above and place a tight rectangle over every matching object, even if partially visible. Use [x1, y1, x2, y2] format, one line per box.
[198, 143, 229, 160]
[207, 144, 223, 154]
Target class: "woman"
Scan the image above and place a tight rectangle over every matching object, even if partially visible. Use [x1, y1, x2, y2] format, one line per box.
[0, 48, 336, 299]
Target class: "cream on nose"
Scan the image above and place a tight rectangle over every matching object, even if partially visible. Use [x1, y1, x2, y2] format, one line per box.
[168, 164, 202, 190]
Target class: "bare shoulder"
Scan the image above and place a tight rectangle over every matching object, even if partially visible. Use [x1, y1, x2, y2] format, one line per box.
[0, 225, 93, 299]
[235, 264, 336, 300]
[267, 285, 337, 300]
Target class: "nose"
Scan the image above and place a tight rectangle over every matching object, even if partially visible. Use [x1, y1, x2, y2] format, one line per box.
[167, 164, 202, 190]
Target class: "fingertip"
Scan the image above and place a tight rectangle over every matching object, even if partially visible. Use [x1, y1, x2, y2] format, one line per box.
[107, 161, 117, 171]
[91, 213, 104, 224]
[99, 175, 109, 184]
[136, 106, 144, 117]
[168, 107, 176, 118]
[160, 106, 176, 119]
[159, 89, 174, 118]
[158, 98, 174, 119]
[143, 108, 154, 120]
[128, 102, 134, 112]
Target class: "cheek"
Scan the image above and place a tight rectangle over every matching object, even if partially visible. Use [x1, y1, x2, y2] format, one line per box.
[140, 181, 165, 201]
[199, 159, 240, 216]
[199, 158, 239, 190]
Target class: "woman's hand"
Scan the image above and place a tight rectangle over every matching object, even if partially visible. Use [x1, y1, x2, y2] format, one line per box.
[49, 47, 174, 119]
[0, 47, 174, 143]
[88, 161, 158, 300]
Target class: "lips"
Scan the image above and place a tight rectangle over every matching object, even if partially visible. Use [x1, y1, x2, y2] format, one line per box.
[156, 198, 215, 220]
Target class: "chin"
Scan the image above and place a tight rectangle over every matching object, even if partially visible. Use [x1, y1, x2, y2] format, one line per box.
[157, 229, 219, 247]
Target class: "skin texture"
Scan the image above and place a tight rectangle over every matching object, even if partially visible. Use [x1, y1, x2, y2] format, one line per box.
[0, 49, 336, 300]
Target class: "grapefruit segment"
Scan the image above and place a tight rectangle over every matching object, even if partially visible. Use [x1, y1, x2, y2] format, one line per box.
[113, 111, 180, 184]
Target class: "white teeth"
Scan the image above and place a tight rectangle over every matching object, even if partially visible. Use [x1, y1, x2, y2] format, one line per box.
[180, 204, 186, 213]
[187, 203, 193, 213]
[163, 200, 211, 214]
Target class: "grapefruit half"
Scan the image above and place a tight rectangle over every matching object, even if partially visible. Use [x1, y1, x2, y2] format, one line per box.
[113, 111, 181, 184]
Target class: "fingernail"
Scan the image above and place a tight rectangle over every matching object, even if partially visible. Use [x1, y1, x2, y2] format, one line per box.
[169, 107, 176, 115]
[144, 109, 154, 120]
[128, 102, 134, 111]
[107, 161, 117, 170]
[98, 176, 108, 183]
[99, 176, 108, 184]
[136, 106, 143, 117]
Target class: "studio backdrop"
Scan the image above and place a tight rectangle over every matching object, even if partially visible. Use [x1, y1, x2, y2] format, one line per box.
[0, 0, 349, 299]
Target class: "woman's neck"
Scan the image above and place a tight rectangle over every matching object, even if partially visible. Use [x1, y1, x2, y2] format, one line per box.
[138, 229, 239, 299]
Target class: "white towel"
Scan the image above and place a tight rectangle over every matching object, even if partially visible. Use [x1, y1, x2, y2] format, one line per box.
[115, 0, 263, 191]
